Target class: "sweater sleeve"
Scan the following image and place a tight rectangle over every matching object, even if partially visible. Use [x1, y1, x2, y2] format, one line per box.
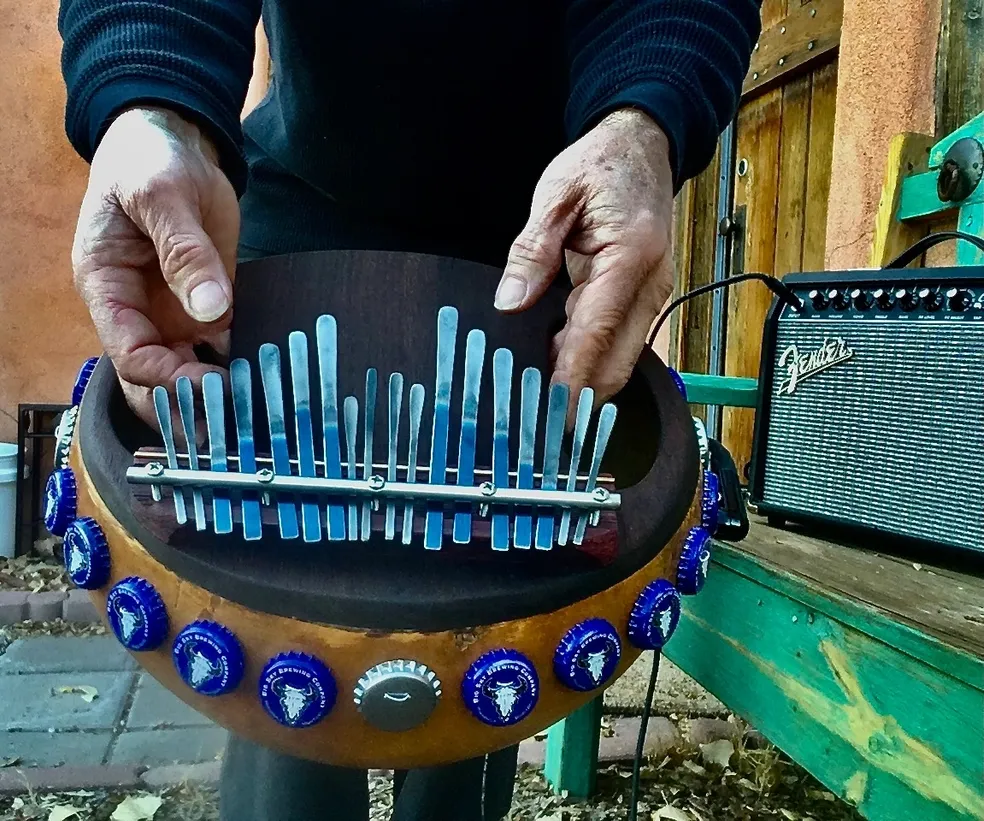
[58, 0, 262, 194]
[565, 0, 761, 191]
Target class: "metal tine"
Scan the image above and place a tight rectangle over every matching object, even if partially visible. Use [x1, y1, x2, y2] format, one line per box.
[402, 384, 425, 545]
[490, 349, 513, 551]
[452, 329, 486, 544]
[230, 359, 262, 540]
[360, 369, 378, 541]
[202, 372, 233, 534]
[259, 344, 300, 539]
[514, 367, 541, 549]
[289, 331, 322, 543]
[316, 315, 346, 540]
[558, 387, 594, 545]
[425, 306, 459, 550]
[153, 386, 187, 525]
[343, 396, 359, 538]
[535, 382, 569, 550]
[385, 373, 404, 540]
[574, 403, 618, 544]
[175, 377, 206, 530]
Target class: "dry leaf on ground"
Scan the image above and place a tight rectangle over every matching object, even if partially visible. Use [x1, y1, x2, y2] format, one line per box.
[47, 807, 81, 821]
[111, 793, 164, 821]
[54, 685, 99, 703]
[653, 807, 690, 820]
[699, 739, 735, 768]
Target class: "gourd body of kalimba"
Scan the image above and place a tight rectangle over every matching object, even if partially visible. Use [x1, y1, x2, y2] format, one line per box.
[46, 251, 716, 768]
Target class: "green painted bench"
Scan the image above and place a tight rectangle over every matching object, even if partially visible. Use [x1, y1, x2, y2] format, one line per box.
[543, 112, 984, 819]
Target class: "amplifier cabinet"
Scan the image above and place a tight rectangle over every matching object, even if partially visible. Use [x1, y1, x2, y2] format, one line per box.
[749, 267, 984, 555]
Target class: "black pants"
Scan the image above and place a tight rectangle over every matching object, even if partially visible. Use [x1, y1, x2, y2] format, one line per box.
[219, 736, 519, 821]
[224, 138, 523, 821]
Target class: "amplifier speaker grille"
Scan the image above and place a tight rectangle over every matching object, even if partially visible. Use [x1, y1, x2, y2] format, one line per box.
[759, 319, 984, 552]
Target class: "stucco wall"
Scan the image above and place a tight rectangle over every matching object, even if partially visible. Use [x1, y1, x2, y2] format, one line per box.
[824, 0, 941, 269]
[0, 0, 97, 442]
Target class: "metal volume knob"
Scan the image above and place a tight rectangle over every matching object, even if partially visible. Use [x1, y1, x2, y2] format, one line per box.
[828, 289, 850, 310]
[354, 660, 442, 732]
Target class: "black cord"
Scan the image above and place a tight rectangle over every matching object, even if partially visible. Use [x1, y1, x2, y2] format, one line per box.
[647, 272, 804, 349]
[627, 650, 662, 821]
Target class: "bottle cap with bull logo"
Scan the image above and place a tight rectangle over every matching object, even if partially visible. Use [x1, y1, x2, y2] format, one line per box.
[627, 579, 681, 650]
[62, 517, 110, 590]
[677, 526, 712, 596]
[701, 471, 720, 535]
[553, 618, 622, 692]
[106, 576, 169, 651]
[259, 651, 337, 729]
[44, 468, 77, 537]
[461, 648, 539, 727]
[173, 621, 245, 697]
[72, 357, 100, 406]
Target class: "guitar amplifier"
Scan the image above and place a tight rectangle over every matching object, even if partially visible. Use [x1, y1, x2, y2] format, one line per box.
[749, 264, 984, 556]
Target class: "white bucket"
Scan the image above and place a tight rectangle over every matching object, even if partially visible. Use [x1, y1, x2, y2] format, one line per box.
[0, 443, 18, 558]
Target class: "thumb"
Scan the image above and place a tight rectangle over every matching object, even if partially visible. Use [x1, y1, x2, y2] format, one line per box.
[151, 201, 233, 324]
[496, 182, 581, 312]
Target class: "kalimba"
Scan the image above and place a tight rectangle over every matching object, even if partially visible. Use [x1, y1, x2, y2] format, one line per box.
[44, 250, 718, 768]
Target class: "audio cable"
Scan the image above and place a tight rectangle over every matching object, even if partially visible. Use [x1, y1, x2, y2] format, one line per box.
[646, 272, 804, 349]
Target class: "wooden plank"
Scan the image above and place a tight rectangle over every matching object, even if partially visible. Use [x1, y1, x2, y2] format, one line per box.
[936, 0, 984, 140]
[665, 549, 984, 821]
[725, 519, 984, 674]
[679, 147, 721, 378]
[868, 132, 934, 266]
[679, 374, 759, 408]
[722, 89, 782, 476]
[955, 200, 984, 265]
[743, 0, 843, 99]
[802, 59, 838, 270]
[543, 696, 604, 798]
[773, 73, 812, 276]
[669, 179, 696, 369]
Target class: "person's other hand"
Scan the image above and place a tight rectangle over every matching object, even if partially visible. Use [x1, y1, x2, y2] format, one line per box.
[496, 108, 674, 410]
[72, 106, 239, 429]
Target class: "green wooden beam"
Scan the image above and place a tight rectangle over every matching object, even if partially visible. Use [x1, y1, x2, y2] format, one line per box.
[679, 373, 759, 408]
[665, 545, 984, 821]
[543, 696, 604, 799]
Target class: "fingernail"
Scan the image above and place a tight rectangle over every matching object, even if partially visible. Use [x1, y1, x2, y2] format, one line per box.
[188, 281, 230, 322]
[494, 275, 528, 310]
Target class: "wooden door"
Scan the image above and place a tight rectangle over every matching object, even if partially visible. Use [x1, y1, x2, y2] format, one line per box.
[673, 0, 843, 478]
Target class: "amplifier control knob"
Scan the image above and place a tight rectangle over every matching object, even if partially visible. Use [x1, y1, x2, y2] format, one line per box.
[919, 287, 943, 311]
[873, 288, 895, 310]
[827, 289, 850, 310]
[850, 288, 873, 310]
[808, 289, 828, 310]
[947, 287, 973, 311]
[896, 289, 919, 311]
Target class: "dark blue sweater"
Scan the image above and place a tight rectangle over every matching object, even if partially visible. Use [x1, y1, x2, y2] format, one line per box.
[59, 1, 760, 259]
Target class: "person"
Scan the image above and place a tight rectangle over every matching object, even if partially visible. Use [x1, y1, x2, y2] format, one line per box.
[58, 2, 760, 819]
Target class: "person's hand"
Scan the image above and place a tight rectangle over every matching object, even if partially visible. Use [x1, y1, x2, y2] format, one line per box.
[496, 108, 674, 410]
[71, 106, 239, 429]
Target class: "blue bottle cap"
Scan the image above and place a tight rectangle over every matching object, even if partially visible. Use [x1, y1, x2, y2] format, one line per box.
[72, 357, 99, 406]
[677, 526, 713, 596]
[553, 618, 622, 692]
[461, 649, 539, 727]
[627, 579, 681, 650]
[106, 576, 169, 651]
[173, 621, 245, 696]
[702, 471, 720, 535]
[62, 517, 111, 590]
[667, 367, 687, 400]
[44, 468, 77, 537]
[259, 652, 337, 728]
